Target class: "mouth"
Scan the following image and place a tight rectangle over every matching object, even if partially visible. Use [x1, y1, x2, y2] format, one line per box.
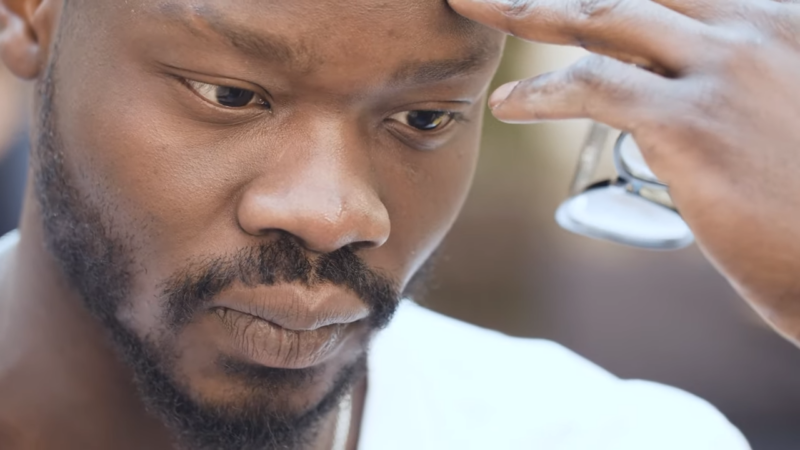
[208, 284, 370, 369]
[212, 307, 349, 369]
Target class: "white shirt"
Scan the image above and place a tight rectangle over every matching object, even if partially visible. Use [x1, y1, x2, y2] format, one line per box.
[0, 231, 750, 449]
[362, 300, 750, 449]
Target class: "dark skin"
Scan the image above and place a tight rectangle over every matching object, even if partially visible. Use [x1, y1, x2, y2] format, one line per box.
[0, 0, 504, 449]
[3, 0, 800, 448]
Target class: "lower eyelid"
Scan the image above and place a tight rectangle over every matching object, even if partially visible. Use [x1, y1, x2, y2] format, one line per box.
[386, 120, 458, 144]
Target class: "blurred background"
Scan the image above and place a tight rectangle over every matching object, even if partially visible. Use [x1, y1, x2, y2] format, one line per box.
[1, 40, 798, 449]
[0, 62, 29, 237]
[426, 39, 800, 449]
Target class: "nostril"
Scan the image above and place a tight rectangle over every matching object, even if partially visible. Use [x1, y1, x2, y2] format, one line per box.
[347, 241, 379, 252]
[236, 175, 390, 252]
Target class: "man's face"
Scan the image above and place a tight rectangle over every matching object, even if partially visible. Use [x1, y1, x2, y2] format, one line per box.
[31, 0, 503, 448]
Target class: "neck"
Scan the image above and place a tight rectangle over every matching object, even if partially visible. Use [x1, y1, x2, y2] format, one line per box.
[0, 192, 174, 449]
[0, 191, 365, 450]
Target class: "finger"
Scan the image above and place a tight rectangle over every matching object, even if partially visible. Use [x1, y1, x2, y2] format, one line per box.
[488, 54, 673, 130]
[651, 0, 761, 21]
[652, 0, 800, 53]
[652, 0, 781, 23]
[447, 0, 710, 73]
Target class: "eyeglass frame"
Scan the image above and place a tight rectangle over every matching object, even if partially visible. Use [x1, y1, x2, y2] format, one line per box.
[556, 122, 693, 249]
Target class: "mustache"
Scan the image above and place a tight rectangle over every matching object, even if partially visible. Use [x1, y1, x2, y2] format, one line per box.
[161, 234, 401, 331]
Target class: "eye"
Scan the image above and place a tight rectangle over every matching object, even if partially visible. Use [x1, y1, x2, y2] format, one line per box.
[185, 80, 269, 109]
[389, 110, 455, 131]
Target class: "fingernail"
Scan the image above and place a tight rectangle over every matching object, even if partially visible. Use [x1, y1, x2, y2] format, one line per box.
[489, 81, 519, 110]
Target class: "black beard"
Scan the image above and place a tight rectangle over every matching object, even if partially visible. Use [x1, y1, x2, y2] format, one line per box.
[31, 45, 402, 450]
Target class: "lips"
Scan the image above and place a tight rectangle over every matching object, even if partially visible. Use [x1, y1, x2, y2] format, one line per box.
[209, 284, 369, 369]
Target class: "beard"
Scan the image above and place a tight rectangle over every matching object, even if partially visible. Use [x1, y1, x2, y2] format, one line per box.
[31, 53, 405, 450]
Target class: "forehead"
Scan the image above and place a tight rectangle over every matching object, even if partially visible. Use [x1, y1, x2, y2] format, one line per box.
[81, 0, 503, 84]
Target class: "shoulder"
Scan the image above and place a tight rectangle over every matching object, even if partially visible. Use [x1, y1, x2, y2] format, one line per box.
[0, 231, 19, 290]
[375, 301, 621, 387]
[591, 379, 751, 449]
[0, 231, 19, 299]
[0, 231, 18, 257]
[368, 301, 750, 449]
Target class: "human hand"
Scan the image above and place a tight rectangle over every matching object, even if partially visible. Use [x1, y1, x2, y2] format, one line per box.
[448, 0, 800, 345]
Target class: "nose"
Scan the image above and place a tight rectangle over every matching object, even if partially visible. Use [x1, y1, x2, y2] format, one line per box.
[236, 133, 391, 254]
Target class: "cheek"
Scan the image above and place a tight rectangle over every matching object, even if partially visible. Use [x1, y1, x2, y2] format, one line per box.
[50, 53, 259, 334]
[53, 53, 259, 267]
[376, 113, 484, 287]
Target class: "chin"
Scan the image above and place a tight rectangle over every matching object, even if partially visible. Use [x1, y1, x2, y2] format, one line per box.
[112, 317, 366, 450]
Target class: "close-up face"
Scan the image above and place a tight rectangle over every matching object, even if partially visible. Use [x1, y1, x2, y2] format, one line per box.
[26, 0, 504, 448]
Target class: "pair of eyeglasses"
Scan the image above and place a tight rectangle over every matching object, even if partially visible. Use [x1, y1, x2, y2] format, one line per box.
[555, 122, 694, 250]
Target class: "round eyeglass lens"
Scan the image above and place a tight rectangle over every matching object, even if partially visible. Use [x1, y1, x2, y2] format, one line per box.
[617, 133, 662, 185]
[555, 184, 694, 249]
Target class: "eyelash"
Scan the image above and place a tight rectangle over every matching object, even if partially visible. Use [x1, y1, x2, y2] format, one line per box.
[388, 110, 468, 134]
[178, 77, 468, 137]
[181, 78, 271, 111]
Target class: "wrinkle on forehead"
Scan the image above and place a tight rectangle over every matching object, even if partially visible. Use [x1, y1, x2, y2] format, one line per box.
[106, 0, 502, 81]
[389, 35, 501, 86]
[150, 0, 320, 72]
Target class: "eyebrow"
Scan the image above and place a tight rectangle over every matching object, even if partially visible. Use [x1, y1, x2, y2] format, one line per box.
[155, 1, 497, 84]
[209, 24, 317, 72]
[156, 2, 316, 71]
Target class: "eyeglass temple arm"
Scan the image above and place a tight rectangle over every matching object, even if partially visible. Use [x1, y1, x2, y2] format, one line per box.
[568, 122, 611, 196]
